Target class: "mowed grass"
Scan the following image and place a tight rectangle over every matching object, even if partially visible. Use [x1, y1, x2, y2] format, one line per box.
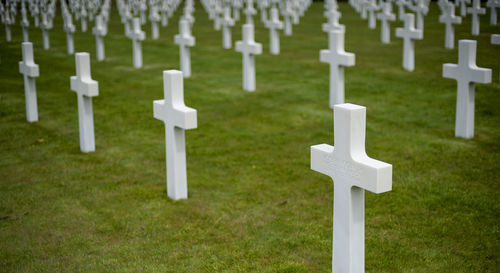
[0, 1, 499, 272]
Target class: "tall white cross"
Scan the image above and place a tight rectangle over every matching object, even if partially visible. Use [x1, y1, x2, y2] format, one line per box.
[153, 70, 197, 200]
[20, 1, 30, 42]
[395, 0, 407, 21]
[150, 6, 161, 40]
[467, 0, 486, 35]
[221, 6, 235, 49]
[492, 34, 500, 82]
[443, 40, 492, 139]
[40, 13, 51, 50]
[377, 2, 396, 43]
[70, 53, 99, 152]
[486, 0, 500, 25]
[456, 0, 471, 17]
[395, 13, 423, 71]
[265, 6, 283, 54]
[320, 29, 355, 108]
[282, 0, 294, 36]
[63, 12, 76, 55]
[439, 2, 461, 49]
[174, 19, 195, 78]
[235, 24, 262, 91]
[92, 15, 107, 61]
[19, 42, 39, 123]
[323, 8, 345, 32]
[311, 103, 392, 273]
[411, 0, 428, 30]
[244, 0, 257, 24]
[128, 18, 145, 68]
[366, 0, 379, 29]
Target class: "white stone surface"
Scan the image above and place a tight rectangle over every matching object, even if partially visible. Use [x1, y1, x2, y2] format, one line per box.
[265, 7, 283, 55]
[70, 53, 99, 152]
[128, 18, 145, 68]
[395, 0, 407, 21]
[487, 0, 500, 25]
[243, 0, 257, 24]
[221, 6, 235, 49]
[19, 42, 39, 123]
[150, 6, 161, 40]
[174, 19, 195, 78]
[377, 2, 396, 43]
[439, 3, 461, 49]
[92, 15, 107, 61]
[323, 8, 345, 32]
[153, 70, 197, 201]
[282, 1, 294, 36]
[235, 24, 262, 91]
[467, 0, 486, 35]
[320, 30, 355, 108]
[311, 103, 392, 273]
[20, 2, 30, 42]
[63, 12, 76, 55]
[456, 0, 471, 17]
[443, 40, 492, 139]
[366, 0, 379, 29]
[40, 13, 51, 50]
[411, 0, 428, 30]
[395, 13, 423, 71]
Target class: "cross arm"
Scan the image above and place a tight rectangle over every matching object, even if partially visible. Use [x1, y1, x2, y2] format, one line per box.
[19, 62, 39, 77]
[70, 76, 98, 97]
[470, 66, 492, 84]
[442, 63, 459, 80]
[153, 100, 197, 129]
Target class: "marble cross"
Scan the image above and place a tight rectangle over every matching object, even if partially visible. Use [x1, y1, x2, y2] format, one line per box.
[323, 8, 345, 32]
[20, 1, 30, 42]
[80, 5, 88, 32]
[128, 18, 145, 68]
[320, 29, 355, 108]
[443, 40, 492, 139]
[467, 0, 486, 35]
[150, 6, 161, 40]
[174, 19, 195, 78]
[19, 42, 39, 123]
[235, 24, 262, 91]
[311, 103, 392, 273]
[92, 15, 107, 61]
[456, 0, 471, 17]
[366, 0, 379, 29]
[40, 13, 51, 50]
[439, 2, 461, 49]
[411, 0, 428, 30]
[244, 0, 257, 24]
[395, 13, 423, 71]
[394, 0, 408, 21]
[486, 0, 500, 25]
[70, 53, 99, 152]
[153, 70, 197, 200]
[377, 2, 396, 43]
[221, 6, 235, 49]
[282, 1, 294, 36]
[63, 12, 76, 55]
[265, 6, 283, 54]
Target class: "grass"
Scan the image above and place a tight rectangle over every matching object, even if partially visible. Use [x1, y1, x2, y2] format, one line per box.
[0, 1, 499, 272]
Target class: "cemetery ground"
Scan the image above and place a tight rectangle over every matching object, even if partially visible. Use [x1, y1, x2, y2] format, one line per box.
[0, 2, 499, 272]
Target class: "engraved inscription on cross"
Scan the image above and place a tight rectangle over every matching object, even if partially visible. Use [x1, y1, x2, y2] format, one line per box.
[443, 40, 491, 139]
[311, 103, 392, 273]
[320, 29, 355, 108]
[70, 53, 99, 153]
[154, 70, 197, 200]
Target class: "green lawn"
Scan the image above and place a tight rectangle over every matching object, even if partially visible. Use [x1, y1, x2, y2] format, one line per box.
[1, 1, 499, 272]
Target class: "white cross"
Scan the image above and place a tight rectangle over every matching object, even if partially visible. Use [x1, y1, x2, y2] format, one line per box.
[174, 19, 195, 78]
[492, 34, 500, 82]
[395, 13, 423, 71]
[395, 0, 407, 21]
[486, 0, 500, 25]
[221, 6, 235, 49]
[311, 103, 392, 273]
[443, 40, 492, 139]
[377, 2, 396, 43]
[153, 70, 197, 200]
[265, 7, 283, 54]
[150, 6, 161, 40]
[70, 53, 99, 153]
[456, 0, 471, 17]
[128, 17, 145, 68]
[40, 13, 51, 50]
[92, 15, 107, 61]
[366, 0, 379, 29]
[467, 0, 486, 35]
[243, 0, 257, 24]
[20, 1, 29, 42]
[320, 29, 355, 108]
[81, 6, 88, 32]
[439, 2, 461, 49]
[323, 8, 345, 32]
[63, 12, 76, 55]
[410, 0, 428, 30]
[235, 24, 262, 91]
[282, 0, 294, 35]
[19, 42, 39, 123]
